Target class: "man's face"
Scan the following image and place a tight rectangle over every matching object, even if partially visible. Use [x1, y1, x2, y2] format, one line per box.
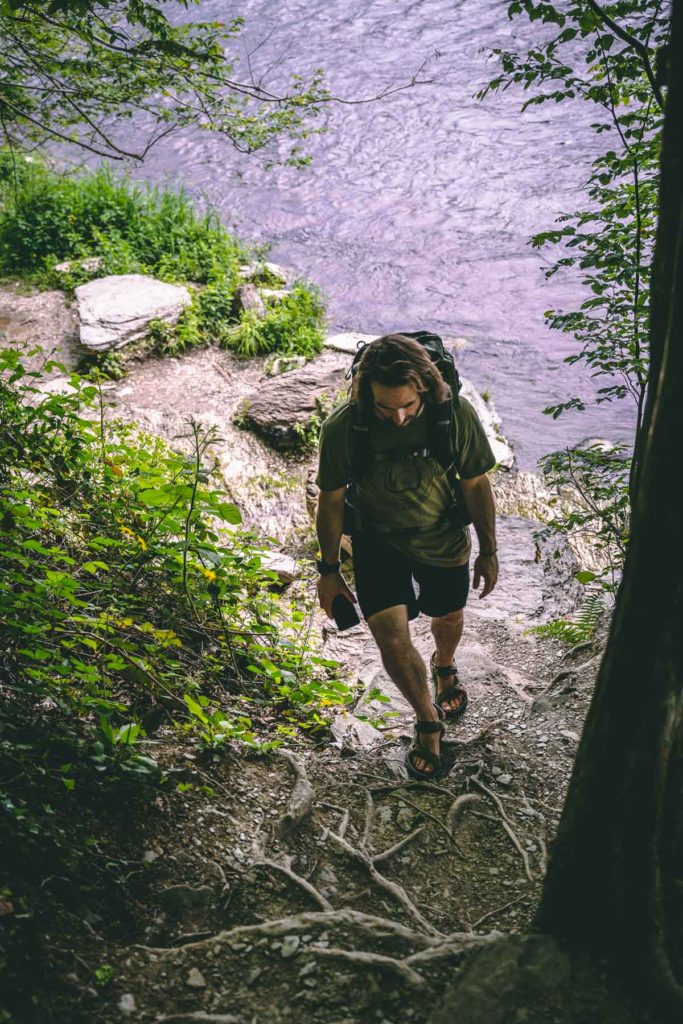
[370, 382, 423, 428]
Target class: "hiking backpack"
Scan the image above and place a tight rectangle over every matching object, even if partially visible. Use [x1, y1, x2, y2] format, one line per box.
[344, 331, 471, 532]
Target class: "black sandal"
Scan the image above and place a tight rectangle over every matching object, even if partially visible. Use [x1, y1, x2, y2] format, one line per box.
[405, 714, 446, 780]
[430, 653, 469, 722]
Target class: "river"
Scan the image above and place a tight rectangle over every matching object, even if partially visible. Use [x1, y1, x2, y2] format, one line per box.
[138, 0, 637, 470]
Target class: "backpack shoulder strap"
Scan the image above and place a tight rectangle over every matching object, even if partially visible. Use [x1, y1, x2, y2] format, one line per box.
[349, 401, 372, 482]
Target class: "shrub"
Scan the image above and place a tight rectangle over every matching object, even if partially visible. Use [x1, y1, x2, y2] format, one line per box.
[0, 151, 244, 286]
[0, 347, 349, 846]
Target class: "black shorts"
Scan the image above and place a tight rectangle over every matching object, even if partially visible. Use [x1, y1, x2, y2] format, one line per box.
[351, 531, 470, 622]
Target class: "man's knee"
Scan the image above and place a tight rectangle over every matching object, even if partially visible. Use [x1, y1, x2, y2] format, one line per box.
[368, 605, 412, 659]
[432, 607, 464, 628]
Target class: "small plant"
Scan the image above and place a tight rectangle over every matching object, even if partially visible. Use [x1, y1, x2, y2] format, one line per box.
[526, 593, 604, 646]
[293, 387, 347, 448]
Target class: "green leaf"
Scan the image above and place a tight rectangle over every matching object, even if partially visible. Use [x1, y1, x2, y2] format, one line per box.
[575, 570, 597, 585]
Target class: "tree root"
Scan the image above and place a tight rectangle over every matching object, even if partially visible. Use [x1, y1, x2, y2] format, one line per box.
[471, 777, 534, 881]
[372, 826, 425, 865]
[156, 1014, 240, 1023]
[444, 718, 504, 746]
[312, 946, 429, 989]
[446, 792, 483, 833]
[277, 749, 315, 830]
[136, 908, 451, 956]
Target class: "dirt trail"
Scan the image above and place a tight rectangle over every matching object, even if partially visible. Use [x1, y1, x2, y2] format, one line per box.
[47, 343, 600, 1023]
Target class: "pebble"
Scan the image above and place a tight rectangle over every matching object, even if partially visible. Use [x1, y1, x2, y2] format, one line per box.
[118, 994, 136, 1013]
[497, 774, 513, 786]
[186, 967, 207, 989]
[281, 935, 300, 958]
[142, 850, 159, 863]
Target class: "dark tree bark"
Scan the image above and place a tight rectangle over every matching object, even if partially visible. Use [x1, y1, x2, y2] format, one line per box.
[535, 0, 683, 1016]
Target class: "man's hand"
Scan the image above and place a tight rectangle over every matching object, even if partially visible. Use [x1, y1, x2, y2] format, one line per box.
[317, 571, 357, 618]
[473, 553, 498, 599]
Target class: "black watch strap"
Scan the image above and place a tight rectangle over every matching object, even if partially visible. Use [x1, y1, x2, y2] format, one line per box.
[316, 558, 341, 575]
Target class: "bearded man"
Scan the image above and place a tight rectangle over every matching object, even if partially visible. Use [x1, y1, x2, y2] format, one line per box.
[315, 334, 498, 778]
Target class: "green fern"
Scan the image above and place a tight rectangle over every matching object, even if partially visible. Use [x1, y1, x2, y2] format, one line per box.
[526, 594, 604, 646]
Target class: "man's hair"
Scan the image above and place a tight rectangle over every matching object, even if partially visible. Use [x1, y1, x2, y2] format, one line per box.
[351, 334, 450, 414]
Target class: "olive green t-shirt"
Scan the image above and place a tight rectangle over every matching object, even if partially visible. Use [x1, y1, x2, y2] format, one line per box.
[316, 397, 496, 568]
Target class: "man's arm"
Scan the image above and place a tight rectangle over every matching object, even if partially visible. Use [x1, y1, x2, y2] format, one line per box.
[460, 473, 498, 598]
[315, 487, 356, 616]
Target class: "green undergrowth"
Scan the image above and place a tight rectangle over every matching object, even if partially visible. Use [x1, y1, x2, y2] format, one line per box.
[0, 347, 350, 863]
[526, 593, 605, 647]
[0, 150, 325, 362]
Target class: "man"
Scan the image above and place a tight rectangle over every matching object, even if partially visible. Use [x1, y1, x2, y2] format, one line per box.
[315, 334, 498, 778]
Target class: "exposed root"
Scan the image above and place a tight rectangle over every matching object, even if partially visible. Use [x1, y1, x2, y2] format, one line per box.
[471, 777, 534, 881]
[372, 826, 425, 865]
[156, 1015, 240, 1023]
[387, 791, 455, 845]
[327, 826, 444, 937]
[444, 718, 504, 746]
[312, 946, 428, 989]
[471, 894, 526, 929]
[277, 749, 315, 830]
[446, 792, 483, 833]
[252, 856, 333, 912]
[137, 908, 443, 955]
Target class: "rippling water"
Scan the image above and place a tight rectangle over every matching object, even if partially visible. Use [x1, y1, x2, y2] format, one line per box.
[137, 0, 637, 468]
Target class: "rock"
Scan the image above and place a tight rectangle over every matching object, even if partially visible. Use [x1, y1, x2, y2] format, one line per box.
[142, 849, 159, 863]
[233, 283, 266, 319]
[265, 354, 308, 377]
[239, 352, 348, 449]
[460, 378, 514, 470]
[324, 331, 377, 355]
[238, 260, 289, 285]
[118, 993, 136, 1013]
[186, 967, 207, 988]
[497, 773, 513, 786]
[54, 255, 104, 275]
[75, 274, 191, 351]
[329, 711, 382, 754]
[259, 550, 300, 586]
[560, 729, 580, 743]
[427, 935, 572, 1024]
[261, 288, 289, 302]
[281, 935, 300, 958]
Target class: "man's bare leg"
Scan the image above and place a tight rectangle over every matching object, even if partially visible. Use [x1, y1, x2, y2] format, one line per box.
[430, 609, 465, 714]
[367, 604, 440, 773]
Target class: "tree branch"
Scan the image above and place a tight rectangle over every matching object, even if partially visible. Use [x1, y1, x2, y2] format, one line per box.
[585, 0, 665, 109]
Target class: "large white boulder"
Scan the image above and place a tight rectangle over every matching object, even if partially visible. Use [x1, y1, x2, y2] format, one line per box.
[75, 274, 192, 351]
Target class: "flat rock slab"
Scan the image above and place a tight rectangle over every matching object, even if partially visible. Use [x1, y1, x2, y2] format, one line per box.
[240, 351, 349, 449]
[76, 274, 191, 351]
[0, 285, 80, 373]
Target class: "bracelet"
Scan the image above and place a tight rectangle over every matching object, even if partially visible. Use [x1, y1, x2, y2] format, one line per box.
[479, 549, 498, 557]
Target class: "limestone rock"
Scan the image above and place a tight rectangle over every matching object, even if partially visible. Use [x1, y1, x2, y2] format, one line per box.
[54, 255, 104, 275]
[238, 260, 289, 285]
[75, 274, 191, 351]
[186, 967, 207, 989]
[239, 352, 348, 449]
[330, 711, 382, 755]
[460, 379, 514, 470]
[259, 550, 300, 586]
[324, 331, 377, 355]
[233, 283, 266, 319]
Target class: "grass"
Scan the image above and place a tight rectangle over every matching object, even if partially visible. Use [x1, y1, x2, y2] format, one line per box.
[0, 149, 326, 362]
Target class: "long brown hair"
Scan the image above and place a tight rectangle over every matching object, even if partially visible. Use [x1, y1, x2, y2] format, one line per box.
[351, 334, 450, 415]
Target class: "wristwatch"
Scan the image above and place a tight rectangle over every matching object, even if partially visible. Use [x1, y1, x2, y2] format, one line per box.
[316, 557, 341, 575]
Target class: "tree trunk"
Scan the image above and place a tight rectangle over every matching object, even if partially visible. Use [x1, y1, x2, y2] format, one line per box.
[535, 1, 683, 1016]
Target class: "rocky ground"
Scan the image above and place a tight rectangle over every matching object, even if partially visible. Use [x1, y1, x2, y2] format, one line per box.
[2, 287, 646, 1023]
